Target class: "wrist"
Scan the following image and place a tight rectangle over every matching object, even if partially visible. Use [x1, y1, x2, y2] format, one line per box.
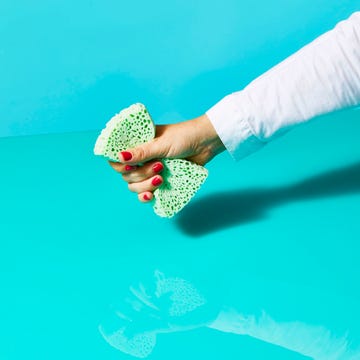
[195, 114, 226, 158]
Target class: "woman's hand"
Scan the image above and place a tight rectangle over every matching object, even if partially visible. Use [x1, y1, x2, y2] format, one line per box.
[108, 114, 225, 202]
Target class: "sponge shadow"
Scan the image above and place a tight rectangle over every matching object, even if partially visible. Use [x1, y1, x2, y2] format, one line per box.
[175, 161, 360, 236]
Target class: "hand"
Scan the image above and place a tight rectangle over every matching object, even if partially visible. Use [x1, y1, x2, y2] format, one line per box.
[108, 114, 225, 202]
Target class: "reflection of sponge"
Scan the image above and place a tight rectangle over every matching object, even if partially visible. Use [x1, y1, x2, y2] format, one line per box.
[99, 326, 156, 359]
[98, 270, 208, 358]
[154, 270, 207, 317]
[94, 103, 208, 218]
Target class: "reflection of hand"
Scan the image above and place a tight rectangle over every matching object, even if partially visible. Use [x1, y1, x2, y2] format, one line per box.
[108, 115, 225, 202]
[99, 270, 219, 358]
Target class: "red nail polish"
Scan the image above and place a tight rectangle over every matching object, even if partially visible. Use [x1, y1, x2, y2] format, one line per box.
[143, 194, 151, 201]
[124, 165, 135, 171]
[152, 177, 162, 186]
[120, 151, 132, 161]
[152, 163, 163, 173]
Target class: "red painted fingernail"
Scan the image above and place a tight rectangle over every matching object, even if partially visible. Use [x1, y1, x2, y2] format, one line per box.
[143, 194, 151, 201]
[151, 177, 162, 186]
[124, 165, 135, 171]
[152, 163, 164, 173]
[120, 151, 132, 161]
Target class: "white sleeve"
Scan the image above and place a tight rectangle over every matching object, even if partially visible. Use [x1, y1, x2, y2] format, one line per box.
[206, 12, 360, 161]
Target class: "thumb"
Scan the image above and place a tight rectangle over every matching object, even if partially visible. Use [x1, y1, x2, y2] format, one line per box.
[118, 139, 167, 165]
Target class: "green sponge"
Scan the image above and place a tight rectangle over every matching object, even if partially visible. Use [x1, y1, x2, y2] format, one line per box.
[94, 103, 208, 218]
[153, 159, 207, 218]
[94, 103, 155, 159]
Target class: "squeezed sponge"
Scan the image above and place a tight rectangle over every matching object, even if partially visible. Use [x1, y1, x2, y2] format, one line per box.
[153, 159, 207, 218]
[94, 103, 155, 160]
[94, 103, 208, 218]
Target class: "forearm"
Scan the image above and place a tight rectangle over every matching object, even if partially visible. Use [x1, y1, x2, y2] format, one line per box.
[206, 12, 360, 160]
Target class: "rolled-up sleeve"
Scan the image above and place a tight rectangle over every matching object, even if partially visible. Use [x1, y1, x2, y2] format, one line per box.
[206, 12, 360, 161]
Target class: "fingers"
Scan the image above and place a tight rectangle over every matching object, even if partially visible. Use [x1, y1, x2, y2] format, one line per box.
[118, 137, 169, 165]
[138, 191, 154, 203]
[108, 160, 164, 183]
[124, 162, 164, 183]
[108, 161, 138, 173]
[128, 175, 163, 194]
[108, 160, 163, 202]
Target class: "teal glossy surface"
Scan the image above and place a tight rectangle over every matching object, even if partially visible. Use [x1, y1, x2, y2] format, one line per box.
[1, 107, 360, 359]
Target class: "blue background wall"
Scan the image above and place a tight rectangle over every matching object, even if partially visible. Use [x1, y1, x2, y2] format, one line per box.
[1, 0, 358, 137]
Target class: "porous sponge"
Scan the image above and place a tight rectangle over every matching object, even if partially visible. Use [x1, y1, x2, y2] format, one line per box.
[94, 103, 208, 218]
[94, 103, 155, 159]
[153, 159, 207, 218]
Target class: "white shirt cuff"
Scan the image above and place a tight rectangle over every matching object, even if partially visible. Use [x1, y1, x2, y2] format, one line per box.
[206, 93, 265, 161]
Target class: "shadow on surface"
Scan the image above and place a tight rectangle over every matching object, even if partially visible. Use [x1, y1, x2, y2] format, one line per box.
[176, 161, 360, 236]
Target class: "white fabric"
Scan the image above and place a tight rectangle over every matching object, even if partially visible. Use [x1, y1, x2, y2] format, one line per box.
[206, 12, 360, 160]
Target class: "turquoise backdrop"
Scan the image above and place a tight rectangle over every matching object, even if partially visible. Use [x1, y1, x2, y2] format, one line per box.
[0, 0, 358, 137]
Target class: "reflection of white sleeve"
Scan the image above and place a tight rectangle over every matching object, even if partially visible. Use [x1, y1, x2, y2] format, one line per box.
[208, 309, 356, 360]
[206, 12, 360, 161]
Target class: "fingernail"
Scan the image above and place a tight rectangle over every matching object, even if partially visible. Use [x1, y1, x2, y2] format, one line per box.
[143, 194, 151, 201]
[120, 151, 132, 161]
[152, 162, 163, 173]
[151, 177, 162, 186]
[124, 165, 136, 171]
